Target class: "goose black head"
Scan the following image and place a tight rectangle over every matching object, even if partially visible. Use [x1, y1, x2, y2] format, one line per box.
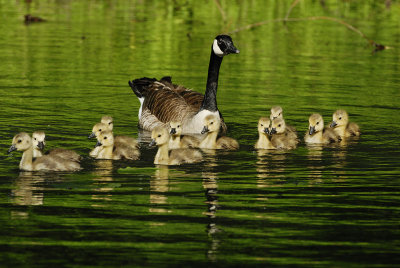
[213, 35, 240, 57]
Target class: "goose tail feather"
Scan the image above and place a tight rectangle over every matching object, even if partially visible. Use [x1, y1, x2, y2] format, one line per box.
[128, 77, 157, 98]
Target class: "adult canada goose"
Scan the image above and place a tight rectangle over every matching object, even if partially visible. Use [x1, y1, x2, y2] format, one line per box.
[304, 114, 340, 144]
[269, 106, 296, 133]
[95, 130, 140, 160]
[330, 110, 360, 139]
[200, 114, 239, 150]
[255, 117, 275, 149]
[150, 126, 202, 165]
[168, 121, 200, 149]
[270, 118, 299, 150]
[8, 132, 81, 172]
[129, 35, 239, 134]
[32, 131, 81, 162]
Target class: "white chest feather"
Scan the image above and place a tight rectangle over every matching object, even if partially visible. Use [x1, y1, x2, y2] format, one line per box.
[183, 110, 220, 134]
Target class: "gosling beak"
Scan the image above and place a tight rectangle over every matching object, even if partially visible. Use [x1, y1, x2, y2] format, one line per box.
[170, 128, 176, 135]
[37, 141, 45, 150]
[270, 128, 277, 135]
[8, 145, 17, 153]
[330, 121, 337, 128]
[309, 126, 316, 135]
[88, 132, 96, 139]
[149, 139, 156, 147]
[95, 141, 102, 147]
[264, 128, 269, 134]
[201, 126, 209, 135]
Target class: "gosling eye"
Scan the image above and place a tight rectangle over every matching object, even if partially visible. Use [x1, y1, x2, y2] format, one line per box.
[278, 113, 281, 116]
[109, 122, 112, 125]
[158, 134, 161, 137]
[104, 137, 107, 140]
[339, 117, 342, 120]
[316, 122, 319, 125]
[260, 124, 263, 127]
[99, 129, 102, 131]
[278, 124, 281, 127]
[210, 122, 214, 125]
[177, 125, 180, 128]
[18, 139, 22, 143]
[34, 138, 37, 140]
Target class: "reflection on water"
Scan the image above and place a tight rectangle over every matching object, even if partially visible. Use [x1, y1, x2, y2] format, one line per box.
[91, 160, 114, 206]
[149, 166, 170, 214]
[256, 150, 286, 187]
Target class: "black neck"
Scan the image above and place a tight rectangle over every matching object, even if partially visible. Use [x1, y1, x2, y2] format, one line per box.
[200, 48, 223, 112]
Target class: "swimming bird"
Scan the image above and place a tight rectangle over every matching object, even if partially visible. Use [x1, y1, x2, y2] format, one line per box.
[129, 35, 239, 134]
[199, 114, 239, 150]
[255, 117, 275, 149]
[8, 132, 81, 172]
[32, 131, 81, 162]
[95, 130, 140, 160]
[304, 114, 340, 144]
[270, 118, 299, 149]
[168, 121, 200, 149]
[269, 106, 296, 133]
[330, 110, 360, 139]
[150, 126, 202, 165]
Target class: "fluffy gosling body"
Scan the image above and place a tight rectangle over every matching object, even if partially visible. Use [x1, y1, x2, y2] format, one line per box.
[8, 132, 81, 172]
[95, 130, 140, 160]
[269, 106, 296, 133]
[168, 121, 200, 149]
[270, 118, 299, 150]
[330, 110, 360, 139]
[32, 131, 81, 162]
[304, 114, 340, 144]
[255, 117, 275, 149]
[150, 127, 202, 165]
[200, 114, 239, 150]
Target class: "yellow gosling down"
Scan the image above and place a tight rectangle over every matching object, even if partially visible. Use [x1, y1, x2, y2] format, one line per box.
[95, 130, 140, 160]
[8, 132, 81, 172]
[269, 106, 296, 133]
[305, 114, 340, 144]
[199, 114, 239, 150]
[168, 121, 200, 149]
[32, 131, 81, 162]
[270, 118, 299, 150]
[254, 117, 275, 149]
[150, 127, 202, 165]
[330, 110, 360, 139]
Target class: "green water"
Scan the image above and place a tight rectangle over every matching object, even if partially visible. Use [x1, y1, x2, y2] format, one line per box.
[1, 0, 400, 266]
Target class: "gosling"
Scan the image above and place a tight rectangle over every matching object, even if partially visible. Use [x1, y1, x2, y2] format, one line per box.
[330, 110, 360, 139]
[8, 132, 81, 172]
[304, 114, 340, 144]
[169, 121, 200, 149]
[95, 130, 140, 160]
[254, 117, 275, 149]
[199, 114, 239, 150]
[270, 118, 299, 150]
[269, 106, 296, 133]
[150, 126, 202, 165]
[100, 115, 139, 145]
[32, 131, 81, 162]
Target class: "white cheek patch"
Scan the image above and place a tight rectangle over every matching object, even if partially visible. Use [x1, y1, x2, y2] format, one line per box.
[138, 97, 144, 119]
[213, 39, 224, 57]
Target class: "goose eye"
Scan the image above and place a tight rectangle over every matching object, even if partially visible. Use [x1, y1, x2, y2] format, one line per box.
[158, 134, 161, 137]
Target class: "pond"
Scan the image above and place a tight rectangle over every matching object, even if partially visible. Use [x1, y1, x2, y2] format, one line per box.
[1, 0, 400, 266]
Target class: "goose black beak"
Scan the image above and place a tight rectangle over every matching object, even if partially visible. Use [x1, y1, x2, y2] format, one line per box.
[38, 141, 45, 150]
[264, 128, 269, 134]
[170, 128, 176, 135]
[149, 139, 156, 147]
[201, 126, 209, 135]
[227, 44, 239, 54]
[330, 121, 337, 128]
[270, 128, 277, 135]
[95, 141, 102, 147]
[88, 132, 96, 139]
[8, 145, 16, 153]
[309, 126, 316, 135]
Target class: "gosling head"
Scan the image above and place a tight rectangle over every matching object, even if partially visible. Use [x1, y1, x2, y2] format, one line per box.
[308, 114, 324, 135]
[270, 118, 286, 135]
[212, 35, 240, 57]
[270, 106, 283, 121]
[101, 116, 113, 131]
[96, 130, 114, 148]
[258, 117, 271, 135]
[32, 131, 46, 150]
[169, 121, 182, 136]
[330, 110, 349, 128]
[201, 114, 221, 134]
[89, 122, 108, 139]
[150, 127, 170, 147]
[8, 132, 32, 153]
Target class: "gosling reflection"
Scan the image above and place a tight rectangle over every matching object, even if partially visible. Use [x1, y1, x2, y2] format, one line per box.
[255, 150, 286, 188]
[306, 144, 324, 184]
[91, 160, 114, 206]
[149, 165, 170, 213]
